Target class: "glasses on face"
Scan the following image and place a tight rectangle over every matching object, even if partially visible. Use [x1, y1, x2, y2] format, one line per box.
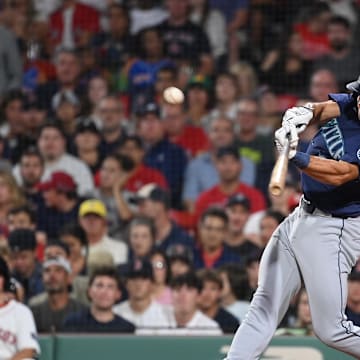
[152, 261, 166, 269]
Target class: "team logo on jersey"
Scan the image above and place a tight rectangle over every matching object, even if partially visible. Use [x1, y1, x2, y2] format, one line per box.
[321, 119, 344, 160]
[357, 148, 360, 160]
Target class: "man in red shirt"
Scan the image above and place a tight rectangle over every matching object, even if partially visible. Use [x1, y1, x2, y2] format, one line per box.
[293, 2, 331, 60]
[117, 135, 168, 192]
[195, 146, 266, 220]
[162, 102, 209, 158]
[49, 0, 100, 50]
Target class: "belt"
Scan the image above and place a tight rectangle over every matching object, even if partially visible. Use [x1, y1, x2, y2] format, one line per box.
[300, 197, 355, 219]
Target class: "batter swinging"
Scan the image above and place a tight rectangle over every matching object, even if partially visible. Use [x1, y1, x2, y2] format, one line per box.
[225, 77, 360, 359]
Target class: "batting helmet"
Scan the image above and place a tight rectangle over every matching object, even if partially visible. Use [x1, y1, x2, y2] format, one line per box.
[0, 256, 10, 292]
[346, 75, 360, 94]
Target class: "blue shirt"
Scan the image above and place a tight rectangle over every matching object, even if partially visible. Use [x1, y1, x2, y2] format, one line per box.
[37, 201, 81, 238]
[182, 152, 256, 202]
[144, 139, 187, 208]
[128, 59, 174, 93]
[13, 262, 44, 303]
[157, 221, 195, 253]
[209, 0, 249, 23]
[193, 245, 243, 270]
[302, 93, 360, 217]
[64, 309, 135, 333]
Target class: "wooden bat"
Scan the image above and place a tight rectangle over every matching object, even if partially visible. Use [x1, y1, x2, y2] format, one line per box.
[269, 138, 290, 196]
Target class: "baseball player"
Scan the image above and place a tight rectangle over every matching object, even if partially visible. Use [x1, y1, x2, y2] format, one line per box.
[0, 256, 40, 360]
[225, 76, 360, 359]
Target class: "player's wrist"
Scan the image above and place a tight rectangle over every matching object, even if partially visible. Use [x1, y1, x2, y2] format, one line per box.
[290, 152, 310, 169]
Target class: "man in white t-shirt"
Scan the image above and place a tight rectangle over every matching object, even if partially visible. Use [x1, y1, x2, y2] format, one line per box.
[113, 259, 172, 329]
[138, 272, 222, 335]
[0, 256, 40, 359]
[13, 123, 94, 196]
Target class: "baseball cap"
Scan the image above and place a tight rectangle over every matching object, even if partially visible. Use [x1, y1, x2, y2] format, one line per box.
[133, 184, 170, 208]
[52, 91, 80, 110]
[75, 119, 100, 135]
[23, 95, 47, 111]
[166, 244, 194, 265]
[225, 194, 250, 210]
[187, 74, 211, 91]
[135, 102, 160, 117]
[126, 259, 153, 280]
[8, 229, 36, 252]
[215, 146, 240, 160]
[346, 75, 360, 93]
[43, 256, 72, 274]
[37, 171, 77, 193]
[79, 199, 107, 218]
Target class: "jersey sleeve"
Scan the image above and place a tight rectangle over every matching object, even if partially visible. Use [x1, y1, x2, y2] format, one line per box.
[328, 93, 355, 114]
[16, 304, 41, 355]
[340, 138, 360, 166]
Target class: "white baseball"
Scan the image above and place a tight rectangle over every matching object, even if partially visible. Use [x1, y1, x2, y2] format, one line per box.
[163, 86, 184, 104]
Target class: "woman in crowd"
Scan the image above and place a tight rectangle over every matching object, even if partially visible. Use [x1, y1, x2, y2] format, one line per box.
[210, 73, 239, 121]
[229, 61, 258, 98]
[0, 171, 25, 229]
[128, 216, 156, 262]
[150, 249, 172, 306]
[93, 153, 135, 238]
[59, 223, 88, 277]
[84, 75, 109, 125]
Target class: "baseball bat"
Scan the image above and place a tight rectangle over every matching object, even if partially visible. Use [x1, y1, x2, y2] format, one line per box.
[269, 138, 290, 196]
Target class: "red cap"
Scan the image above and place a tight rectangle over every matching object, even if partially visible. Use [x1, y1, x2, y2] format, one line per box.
[37, 171, 77, 193]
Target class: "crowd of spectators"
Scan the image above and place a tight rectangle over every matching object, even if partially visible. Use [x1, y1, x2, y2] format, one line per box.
[0, 0, 360, 341]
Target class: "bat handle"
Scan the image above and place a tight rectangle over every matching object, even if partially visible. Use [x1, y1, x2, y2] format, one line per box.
[269, 139, 290, 196]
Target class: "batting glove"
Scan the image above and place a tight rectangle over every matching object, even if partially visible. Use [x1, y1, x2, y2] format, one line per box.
[274, 124, 299, 159]
[282, 105, 313, 134]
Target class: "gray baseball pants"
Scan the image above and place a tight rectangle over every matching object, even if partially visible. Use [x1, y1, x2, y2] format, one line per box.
[225, 205, 360, 360]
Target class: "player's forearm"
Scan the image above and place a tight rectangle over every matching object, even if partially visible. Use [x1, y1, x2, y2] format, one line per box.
[300, 155, 359, 186]
[307, 101, 340, 124]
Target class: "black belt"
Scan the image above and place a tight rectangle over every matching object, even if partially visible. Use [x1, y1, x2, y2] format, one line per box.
[300, 197, 357, 219]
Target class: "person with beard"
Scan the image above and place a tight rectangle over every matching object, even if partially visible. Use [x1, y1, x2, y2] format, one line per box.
[30, 256, 85, 332]
[183, 116, 256, 212]
[35, 123, 94, 196]
[97, 96, 128, 157]
[194, 146, 266, 220]
[314, 16, 360, 89]
[224, 194, 261, 259]
[16, 148, 44, 203]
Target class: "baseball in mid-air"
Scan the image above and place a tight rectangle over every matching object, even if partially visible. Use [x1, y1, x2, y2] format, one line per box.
[163, 86, 184, 104]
